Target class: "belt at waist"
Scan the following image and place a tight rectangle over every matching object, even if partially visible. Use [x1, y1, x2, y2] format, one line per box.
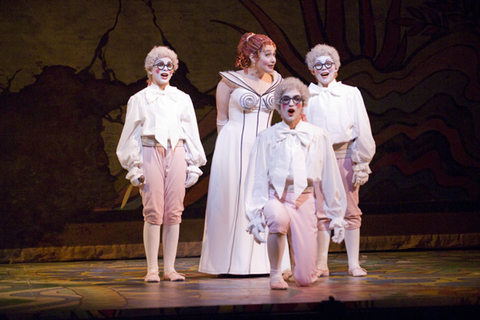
[333, 141, 353, 159]
[142, 136, 184, 148]
[269, 178, 314, 194]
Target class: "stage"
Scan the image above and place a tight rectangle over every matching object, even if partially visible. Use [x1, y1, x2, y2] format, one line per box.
[1, 250, 480, 319]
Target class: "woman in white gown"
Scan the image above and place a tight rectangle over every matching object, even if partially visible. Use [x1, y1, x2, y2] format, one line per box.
[199, 33, 289, 275]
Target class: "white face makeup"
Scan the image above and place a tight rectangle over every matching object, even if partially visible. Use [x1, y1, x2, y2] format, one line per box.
[280, 88, 304, 129]
[150, 57, 174, 89]
[311, 55, 338, 87]
[253, 45, 276, 74]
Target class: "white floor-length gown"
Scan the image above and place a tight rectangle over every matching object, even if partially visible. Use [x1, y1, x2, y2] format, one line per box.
[199, 70, 290, 275]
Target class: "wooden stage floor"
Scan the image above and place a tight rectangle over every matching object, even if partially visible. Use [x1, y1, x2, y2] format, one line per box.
[1, 250, 480, 319]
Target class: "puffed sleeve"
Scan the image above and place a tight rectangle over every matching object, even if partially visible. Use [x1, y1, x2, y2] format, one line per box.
[116, 95, 144, 184]
[315, 130, 347, 229]
[350, 88, 376, 169]
[244, 133, 270, 223]
[181, 94, 207, 175]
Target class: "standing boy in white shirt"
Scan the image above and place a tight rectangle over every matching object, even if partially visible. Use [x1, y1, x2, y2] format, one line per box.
[117, 46, 206, 282]
[304, 44, 376, 277]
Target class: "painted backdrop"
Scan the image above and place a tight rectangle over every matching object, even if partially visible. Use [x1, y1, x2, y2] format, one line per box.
[1, 0, 479, 249]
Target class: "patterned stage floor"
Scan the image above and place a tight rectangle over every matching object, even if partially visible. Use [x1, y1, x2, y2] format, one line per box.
[1, 250, 480, 319]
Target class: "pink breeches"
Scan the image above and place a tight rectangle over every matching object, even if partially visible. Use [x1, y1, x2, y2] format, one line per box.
[141, 145, 186, 226]
[317, 157, 362, 231]
[263, 190, 318, 286]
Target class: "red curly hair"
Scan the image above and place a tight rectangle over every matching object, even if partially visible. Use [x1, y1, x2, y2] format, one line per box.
[235, 32, 276, 71]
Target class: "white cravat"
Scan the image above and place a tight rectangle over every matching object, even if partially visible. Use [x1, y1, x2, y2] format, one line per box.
[271, 122, 311, 200]
[310, 82, 342, 97]
[145, 86, 180, 148]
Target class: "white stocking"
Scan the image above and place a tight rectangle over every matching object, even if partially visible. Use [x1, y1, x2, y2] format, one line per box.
[143, 221, 161, 274]
[316, 230, 331, 270]
[345, 228, 361, 269]
[162, 223, 180, 276]
[267, 232, 285, 278]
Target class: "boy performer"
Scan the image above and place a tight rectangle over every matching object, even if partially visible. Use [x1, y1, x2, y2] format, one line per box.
[117, 46, 206, 282]
[244, 77, 347, 289]
[304, 44, 376, 277]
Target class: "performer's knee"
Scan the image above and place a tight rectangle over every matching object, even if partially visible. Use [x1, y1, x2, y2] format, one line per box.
[345, 215, 362, 230]
[294, 273, 314, 287]
[317, 218, 330, 231]
[263, 200, 290, 234]
[144, 214, 162, 225]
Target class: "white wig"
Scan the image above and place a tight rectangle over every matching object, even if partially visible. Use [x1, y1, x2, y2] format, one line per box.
[305, 44, 341, 70]
[273, 77, 310, 112]
[144, 46, 179, 80]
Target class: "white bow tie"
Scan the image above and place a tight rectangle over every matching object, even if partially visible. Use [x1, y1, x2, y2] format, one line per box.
[275, 126, 311, 145]
[310, 83, 341, 97]
[272, 124, 311, 200]
[145, 86, 180, 148]
[146, 86, 177, 104]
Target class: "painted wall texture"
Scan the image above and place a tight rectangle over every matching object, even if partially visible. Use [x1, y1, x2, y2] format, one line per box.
[1, 0, 479, 249]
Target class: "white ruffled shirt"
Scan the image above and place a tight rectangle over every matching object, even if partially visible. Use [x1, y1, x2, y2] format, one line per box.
[244, 120, 347, 229]
[305, 80, 376, 166]
[116, 83, 207, 183]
